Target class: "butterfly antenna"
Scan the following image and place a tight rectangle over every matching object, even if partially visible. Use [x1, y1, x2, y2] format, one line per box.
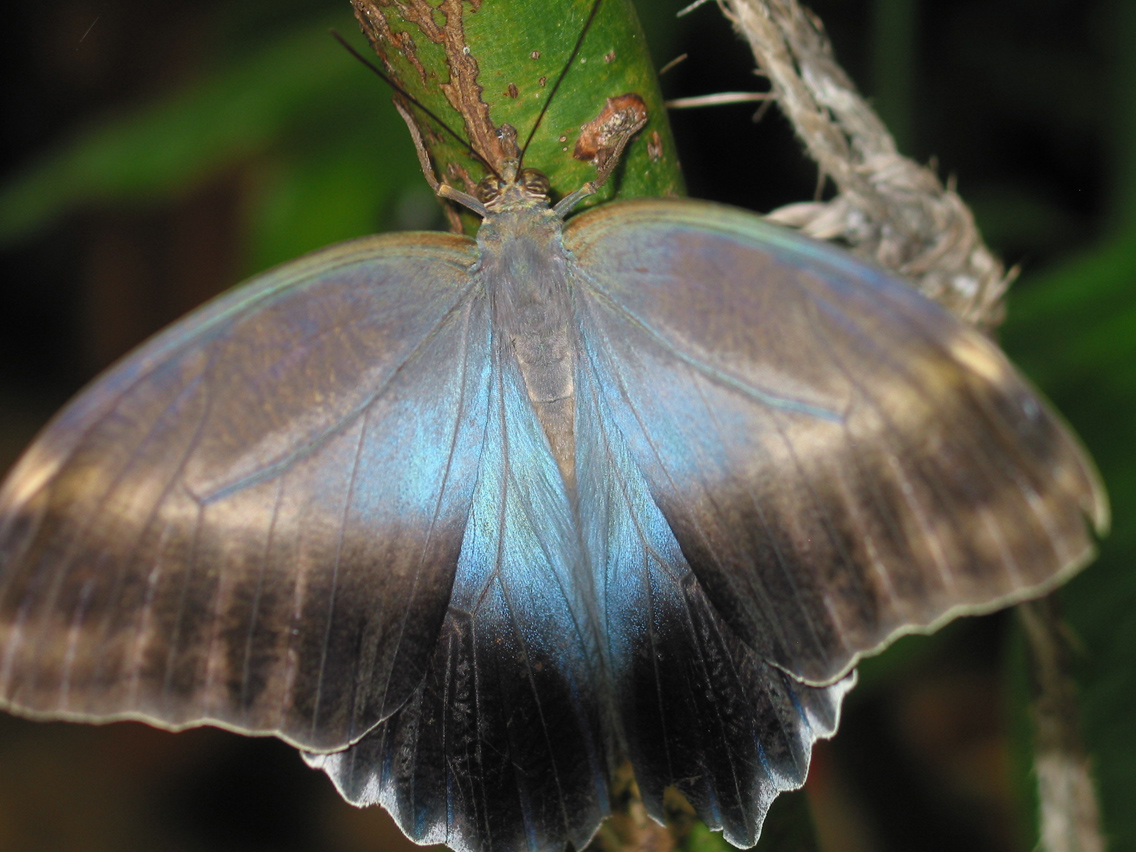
[519, 0, 605, 165]
[330, 30, 499, 178]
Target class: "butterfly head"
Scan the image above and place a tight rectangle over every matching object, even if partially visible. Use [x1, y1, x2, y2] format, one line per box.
[477, 158, 552, 213]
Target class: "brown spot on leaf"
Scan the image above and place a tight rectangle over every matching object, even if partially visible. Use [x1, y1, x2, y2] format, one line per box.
[506, 82, 519, 99]
[530, 50, 540, 60]
[604, 50, 616, 64]
[573, 93, 649, 170]
[647, 130, 664, 162]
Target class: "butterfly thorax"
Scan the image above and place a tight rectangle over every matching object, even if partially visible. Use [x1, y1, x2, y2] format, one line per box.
[475, 164, 578, 490]
[476, 158, 552, 213]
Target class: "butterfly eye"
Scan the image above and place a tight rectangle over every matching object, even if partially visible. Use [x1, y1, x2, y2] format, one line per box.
[519, 168, 551, 199]
[476, 174, 505, 204]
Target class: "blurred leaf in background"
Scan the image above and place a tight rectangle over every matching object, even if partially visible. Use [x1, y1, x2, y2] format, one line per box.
[0, 1, 1132, 851]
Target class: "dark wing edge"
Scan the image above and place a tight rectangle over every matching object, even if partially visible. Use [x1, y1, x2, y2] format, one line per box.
[0, 231, 491, 754]
[566, 197, 1106, 690]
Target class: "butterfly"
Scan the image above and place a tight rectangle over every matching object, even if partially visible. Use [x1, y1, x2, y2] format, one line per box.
[0, 4, 1107, 852]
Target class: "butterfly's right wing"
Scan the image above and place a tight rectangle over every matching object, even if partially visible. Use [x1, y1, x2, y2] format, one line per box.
[0, 232, 491, 754]
[564, 197, 1105, 848]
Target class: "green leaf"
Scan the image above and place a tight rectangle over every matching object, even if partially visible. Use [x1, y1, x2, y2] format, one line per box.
[0, 11, 375, 248]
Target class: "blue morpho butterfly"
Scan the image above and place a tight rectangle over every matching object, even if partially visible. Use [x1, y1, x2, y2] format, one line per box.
[0, 6, 1107, 852]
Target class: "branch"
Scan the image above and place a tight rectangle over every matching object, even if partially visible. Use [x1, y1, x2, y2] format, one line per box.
[717, 0, 1010, 331]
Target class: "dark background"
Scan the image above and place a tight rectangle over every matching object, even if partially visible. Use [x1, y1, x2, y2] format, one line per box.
[1, 1, 1132, 850]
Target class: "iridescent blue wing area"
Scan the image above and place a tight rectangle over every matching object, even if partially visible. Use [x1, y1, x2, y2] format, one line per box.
[306, 306, 612, 852]
[566, 197, 1107, 690]
[0, 233, 489, 753]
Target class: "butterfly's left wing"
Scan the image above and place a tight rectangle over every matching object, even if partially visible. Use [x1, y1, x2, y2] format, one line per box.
[1, 228, 614, 852]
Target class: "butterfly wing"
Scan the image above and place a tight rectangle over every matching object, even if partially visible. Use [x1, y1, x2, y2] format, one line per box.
[567, 197, 1107, 689]
[0, 193, 1108, 852]
[0, 232, 490, 753]
[559, 197, 1105, 846]
[306, 308, 612, 852]
[572, 345, 854, 847]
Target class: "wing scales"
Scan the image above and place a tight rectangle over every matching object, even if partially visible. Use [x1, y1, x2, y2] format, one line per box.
[0, 233, 490, 752]
[566, 198, 1106, 687]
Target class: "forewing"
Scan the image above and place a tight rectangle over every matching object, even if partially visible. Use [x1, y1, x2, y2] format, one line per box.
[0, 232, 490, 752]
[566, 198, 1106, 687]
[306, 330, 611, 852]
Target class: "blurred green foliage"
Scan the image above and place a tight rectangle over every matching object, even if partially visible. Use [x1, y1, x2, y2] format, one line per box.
[0, 1, 1132, 851]
[0, 7, 424, 275]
